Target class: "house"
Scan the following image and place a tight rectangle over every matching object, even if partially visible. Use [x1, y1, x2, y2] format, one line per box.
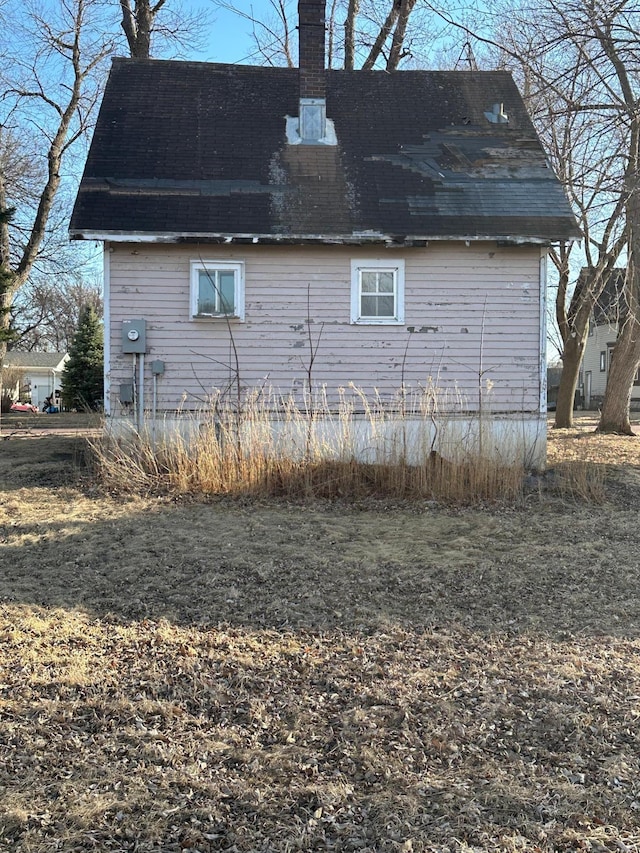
[2, 352, 68, 410]
[579, 269, 640, 409]
[69, 0, 579, 466]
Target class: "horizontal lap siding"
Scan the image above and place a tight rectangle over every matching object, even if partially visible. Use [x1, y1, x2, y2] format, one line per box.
[582, 324, 617, 398]
[108, 242, 542, 413]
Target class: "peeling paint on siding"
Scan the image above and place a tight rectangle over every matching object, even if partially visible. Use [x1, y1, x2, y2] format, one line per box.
[107, 242, 542, 414]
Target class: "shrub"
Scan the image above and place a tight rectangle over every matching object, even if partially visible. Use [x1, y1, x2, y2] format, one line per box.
[0, 366, 24, 412]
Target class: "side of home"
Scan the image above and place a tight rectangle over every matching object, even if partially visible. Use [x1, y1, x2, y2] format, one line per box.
[107, 241, 545, 416]
[581, 323, 640, 409]
[70, 0, 580, 466]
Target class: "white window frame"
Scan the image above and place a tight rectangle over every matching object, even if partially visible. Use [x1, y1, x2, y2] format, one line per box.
[190, 260, 245, 321]
[350, 258, 405, 325]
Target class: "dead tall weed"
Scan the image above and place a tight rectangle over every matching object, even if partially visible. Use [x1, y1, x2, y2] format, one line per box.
[92, 432, 526, 504]
[550, 459, 607, 502]
[91, 388, 532, 504]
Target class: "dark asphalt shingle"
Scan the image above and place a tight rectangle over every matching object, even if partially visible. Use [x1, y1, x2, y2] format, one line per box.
[70, 59, 580, 244]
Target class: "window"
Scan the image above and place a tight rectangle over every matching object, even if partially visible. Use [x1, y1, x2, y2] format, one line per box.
[190, 261, 244, 320]
[351, 259, 405, 324]
[600, 350, 607, 372]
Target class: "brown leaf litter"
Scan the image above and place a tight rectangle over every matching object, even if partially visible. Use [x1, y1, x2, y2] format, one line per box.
[2, 415, 640, 851]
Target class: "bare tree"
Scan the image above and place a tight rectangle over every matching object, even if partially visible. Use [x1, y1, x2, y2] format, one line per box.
[9, 274, 102, 352]
[508, 1, 640, 434]
[385, 0, 418, 71]
[210, 0, 296, 66]
[119, 0, 164, 58]
[213, 0, 430, 70]
[118, 0, 209, 59]
[547, 102, 626, 427]
[0, 0, 113, 367]
[589, 4, 640, 434]
[344, 0, 359, 69]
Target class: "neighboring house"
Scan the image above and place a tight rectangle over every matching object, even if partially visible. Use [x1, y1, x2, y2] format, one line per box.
[578, 269, 640, 409]
[69, 0, 579, 466]
[2, 352, 68, 410]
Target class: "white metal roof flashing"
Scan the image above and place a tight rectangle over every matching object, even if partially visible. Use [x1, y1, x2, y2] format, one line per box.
[286, 107, 337, 146]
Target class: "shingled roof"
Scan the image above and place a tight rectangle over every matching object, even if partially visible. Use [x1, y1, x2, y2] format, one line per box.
[574, 267, 628, 326]
[4, 352, 68, 370]
[70, 58, 580, 246]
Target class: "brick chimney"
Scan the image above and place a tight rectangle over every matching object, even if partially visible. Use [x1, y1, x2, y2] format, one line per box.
[298, 0, 326, 142]
[299, 0, 326, 99]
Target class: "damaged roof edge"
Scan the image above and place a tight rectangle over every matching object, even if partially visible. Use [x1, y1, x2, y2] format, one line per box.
[69, 230, 581, 246]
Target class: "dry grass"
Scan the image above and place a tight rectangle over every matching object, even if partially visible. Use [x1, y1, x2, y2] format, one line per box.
[91, 392, 538, 504]
[0, 410, 102, 435]
[4, 609, 640, 853]
[2, 414, 640, 851]
[94, 433, 527, 504]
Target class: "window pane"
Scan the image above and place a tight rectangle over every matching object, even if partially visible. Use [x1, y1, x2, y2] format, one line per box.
[361, 294, 395, 317]
[377, 295, 395, 316]
[352, 261, 402, 323]
[361, 295, 377, 316]
[198, 270, 217, 314]
[219, 271, 236, 314]
[378, 272, 394, 293]
[361, 271, 377, 293]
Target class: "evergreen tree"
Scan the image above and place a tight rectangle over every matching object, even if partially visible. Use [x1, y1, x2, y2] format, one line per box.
[61, 305, 104, 410]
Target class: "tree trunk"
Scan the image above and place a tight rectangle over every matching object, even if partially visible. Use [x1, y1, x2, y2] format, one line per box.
[387, 0, 416, 71]
[596, 316, 640, 434]
[344, 0, 359, 70]
[598, 167, 640, 435]
[554, 266, 605, 429]
[598, 258, 640, 435]
[120, 0, 138, 55]
[361, 4, 398, 71]
[593, 18, 640, 435]
[120, 0, 164, 59]
[133, 6, 152, 59]
[0, 169, 16, 367]
[554, 333, 585, 428]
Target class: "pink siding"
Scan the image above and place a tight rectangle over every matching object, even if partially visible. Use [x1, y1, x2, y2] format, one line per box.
[107, 242, 542, 414]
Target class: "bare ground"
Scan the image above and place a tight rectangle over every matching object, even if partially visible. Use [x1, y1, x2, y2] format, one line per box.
[2, 414, 640, 852]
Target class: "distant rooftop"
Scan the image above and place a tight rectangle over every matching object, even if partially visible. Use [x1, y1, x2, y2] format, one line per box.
[4, 352, 68, 370]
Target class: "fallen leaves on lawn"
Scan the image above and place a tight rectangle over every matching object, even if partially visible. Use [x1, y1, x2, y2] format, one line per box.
[3, 608, 640, 852]
[3, 417, 640, 850]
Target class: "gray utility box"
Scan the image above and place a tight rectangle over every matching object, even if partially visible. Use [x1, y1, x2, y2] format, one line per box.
[122, 319, 147, 353]
[119, 383, 134, 404]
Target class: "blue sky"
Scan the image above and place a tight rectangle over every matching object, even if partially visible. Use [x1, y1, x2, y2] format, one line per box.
[195, 1, 293, 65]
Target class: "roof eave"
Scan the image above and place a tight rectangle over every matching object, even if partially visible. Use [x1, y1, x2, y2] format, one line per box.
[70, 229, 581, 247]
